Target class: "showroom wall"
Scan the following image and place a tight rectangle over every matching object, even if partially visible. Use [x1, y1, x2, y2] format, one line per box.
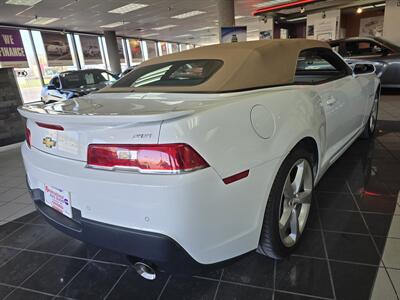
[341, 10, 384, 38]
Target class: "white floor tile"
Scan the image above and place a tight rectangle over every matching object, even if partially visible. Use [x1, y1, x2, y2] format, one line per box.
[0, 188, 27, 203]
[387, 268, 400, 297]
[388, 215, 400, 238]
[382, 238, 400, 269]
[4, 204, 35, 222]
[13, 192, 33, 205]
[370, 268, 398, 300]
[0, 202, 28, 221]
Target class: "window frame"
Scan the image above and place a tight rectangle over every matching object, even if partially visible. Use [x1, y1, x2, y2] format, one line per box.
[344, 40, 392, 57]
[294, 47, 352, 86]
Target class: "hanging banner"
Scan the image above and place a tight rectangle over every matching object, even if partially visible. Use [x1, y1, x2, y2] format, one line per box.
[159, 42, 168, 55]
[79, 35, 102, 65]
[221, 26, 247, 43]
[116, 38, 125, 63]
[0, 28, 28, 68]
[128, 39, 143, 63]
[146, 40, 158, 58]
[42, 32, 73, 66]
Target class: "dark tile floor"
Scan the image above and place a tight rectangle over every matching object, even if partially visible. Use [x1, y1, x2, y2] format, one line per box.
[0, 95, 399, 299]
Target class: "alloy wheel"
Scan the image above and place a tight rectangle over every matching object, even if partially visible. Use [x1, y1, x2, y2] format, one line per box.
[278, 159, 313, 247]
[369, 97, 379, 133]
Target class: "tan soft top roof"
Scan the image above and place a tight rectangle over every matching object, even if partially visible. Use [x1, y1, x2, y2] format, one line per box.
[112, 39, 330, 93]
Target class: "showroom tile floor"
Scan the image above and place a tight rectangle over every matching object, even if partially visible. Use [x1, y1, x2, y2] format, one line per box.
[0, 93, 399, 300]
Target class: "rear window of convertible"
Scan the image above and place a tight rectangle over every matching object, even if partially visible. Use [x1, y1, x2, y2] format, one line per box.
[113, 59, 223, 88]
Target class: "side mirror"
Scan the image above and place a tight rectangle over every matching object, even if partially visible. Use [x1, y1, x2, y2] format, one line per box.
[353, 63, 376, 76]
[47, 84, 57, 90]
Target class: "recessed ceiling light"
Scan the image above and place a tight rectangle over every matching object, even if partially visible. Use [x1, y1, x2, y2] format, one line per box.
[190, 26, 215, 32]
[356, 7, 363, 14]
[235, 15, 245, 19]
[176, 34, 193, 38]
[6, 0, 41, 5]
[108, 3, 148, 14]
[287, 16, 307, 22]
[253, 0, 290, 8]
[26, 17, 59, 25]
[152, 25, 177, 30]
[100, 21, 129, 28]
[171, 10, 206, 19]
[141, 33, 159, 37]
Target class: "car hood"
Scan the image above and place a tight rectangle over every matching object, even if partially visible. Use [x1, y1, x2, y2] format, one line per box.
[62, 82, 110, 96]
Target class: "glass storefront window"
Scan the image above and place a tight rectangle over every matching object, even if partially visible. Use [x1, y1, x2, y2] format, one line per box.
[144, 40, 158, 59]
[31, 30, 78, 85]
[158, 42, 168, 56]
[74, 34, 107, 71]
[15, 30, 42, 103]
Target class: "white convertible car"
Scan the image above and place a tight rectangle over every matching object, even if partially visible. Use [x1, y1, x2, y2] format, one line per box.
[19, 39, 379, 278]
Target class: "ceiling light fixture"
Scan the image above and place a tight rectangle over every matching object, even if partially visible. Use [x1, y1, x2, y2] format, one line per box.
[141, 33, 159, 37]
[6, 0, 41, 5]
[171, 10, 206, 19]
[287, 16, 307, 22]
[253, 0, 318, 16]
[176, 34, 193, 38]
[100, 21, 129, 28]
[300, 6, 305, 13]
[253, 0, 290, 8]
[26, 17, 59, 25]
[356, 7, 363, 14]
[152, 24, 177, 30]
[108, 3, 148, 14]
[235, 15, 245, 19]
[374, 3, 385, 7]
[190, 26, 215, 32]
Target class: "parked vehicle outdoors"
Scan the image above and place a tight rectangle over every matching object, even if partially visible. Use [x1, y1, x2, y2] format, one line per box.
[41, 69, 119, 103]
[19, 40, 379, 277]
[330, 36, 400, 88]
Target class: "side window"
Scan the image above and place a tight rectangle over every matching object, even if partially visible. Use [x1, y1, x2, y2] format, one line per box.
[345, 41, 390, 57]
[294, 48, 351, 85]
[51, 77, 60, 89]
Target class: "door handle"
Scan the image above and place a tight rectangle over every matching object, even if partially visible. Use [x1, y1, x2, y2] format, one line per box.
[326, 97, 337, 106]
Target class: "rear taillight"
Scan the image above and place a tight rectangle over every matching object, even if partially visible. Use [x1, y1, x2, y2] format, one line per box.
[25, 127, 31, 148]
[87, 144, 209, 174]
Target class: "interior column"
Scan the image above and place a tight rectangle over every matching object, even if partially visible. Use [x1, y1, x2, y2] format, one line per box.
[103, 30, 122, 74]
[217, 0, 235, 42]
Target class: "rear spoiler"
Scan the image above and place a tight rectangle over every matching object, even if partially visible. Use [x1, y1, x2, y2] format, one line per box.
[18, 105, 194, 126]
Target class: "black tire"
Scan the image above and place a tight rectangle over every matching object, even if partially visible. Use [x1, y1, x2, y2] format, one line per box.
[361, 92, 380, 139]
[257, 146, 314, 259]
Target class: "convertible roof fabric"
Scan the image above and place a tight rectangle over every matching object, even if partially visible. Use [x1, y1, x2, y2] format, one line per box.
[113, 39, 330, 93]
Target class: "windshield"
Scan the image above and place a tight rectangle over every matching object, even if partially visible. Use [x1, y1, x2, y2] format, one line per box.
[375, 37, 400, 52]
[113, 59, 223, 88]
[60, 70, 117, 89]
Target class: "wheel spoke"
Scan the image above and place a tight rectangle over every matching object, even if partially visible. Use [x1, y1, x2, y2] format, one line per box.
[283, 176, 294, 198]
[289, 208, 299, 242]
[292, 161, 304, 194]
[279, 206, 292, 231]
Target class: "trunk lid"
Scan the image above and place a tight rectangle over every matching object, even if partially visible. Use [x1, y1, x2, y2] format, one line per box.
[19, 92, 220, 161]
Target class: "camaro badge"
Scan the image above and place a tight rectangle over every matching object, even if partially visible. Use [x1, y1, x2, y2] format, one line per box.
[43, 137, 56, 148]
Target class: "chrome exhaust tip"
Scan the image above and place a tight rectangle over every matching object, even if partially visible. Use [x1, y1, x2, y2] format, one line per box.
[133, 262, 157, 280]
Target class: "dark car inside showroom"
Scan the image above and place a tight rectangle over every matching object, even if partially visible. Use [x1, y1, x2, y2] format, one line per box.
[0, 0, 399, 299]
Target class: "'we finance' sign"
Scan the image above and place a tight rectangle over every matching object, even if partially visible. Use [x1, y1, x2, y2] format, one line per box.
[0, 28, 28, 68]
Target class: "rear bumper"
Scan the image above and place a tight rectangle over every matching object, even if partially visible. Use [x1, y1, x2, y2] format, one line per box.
[28, 187, 234, 273]
[22, 142, 277, 266]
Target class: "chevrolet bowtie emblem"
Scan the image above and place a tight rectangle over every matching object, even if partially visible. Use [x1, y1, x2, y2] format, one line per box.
[43, 137, 56, 148]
